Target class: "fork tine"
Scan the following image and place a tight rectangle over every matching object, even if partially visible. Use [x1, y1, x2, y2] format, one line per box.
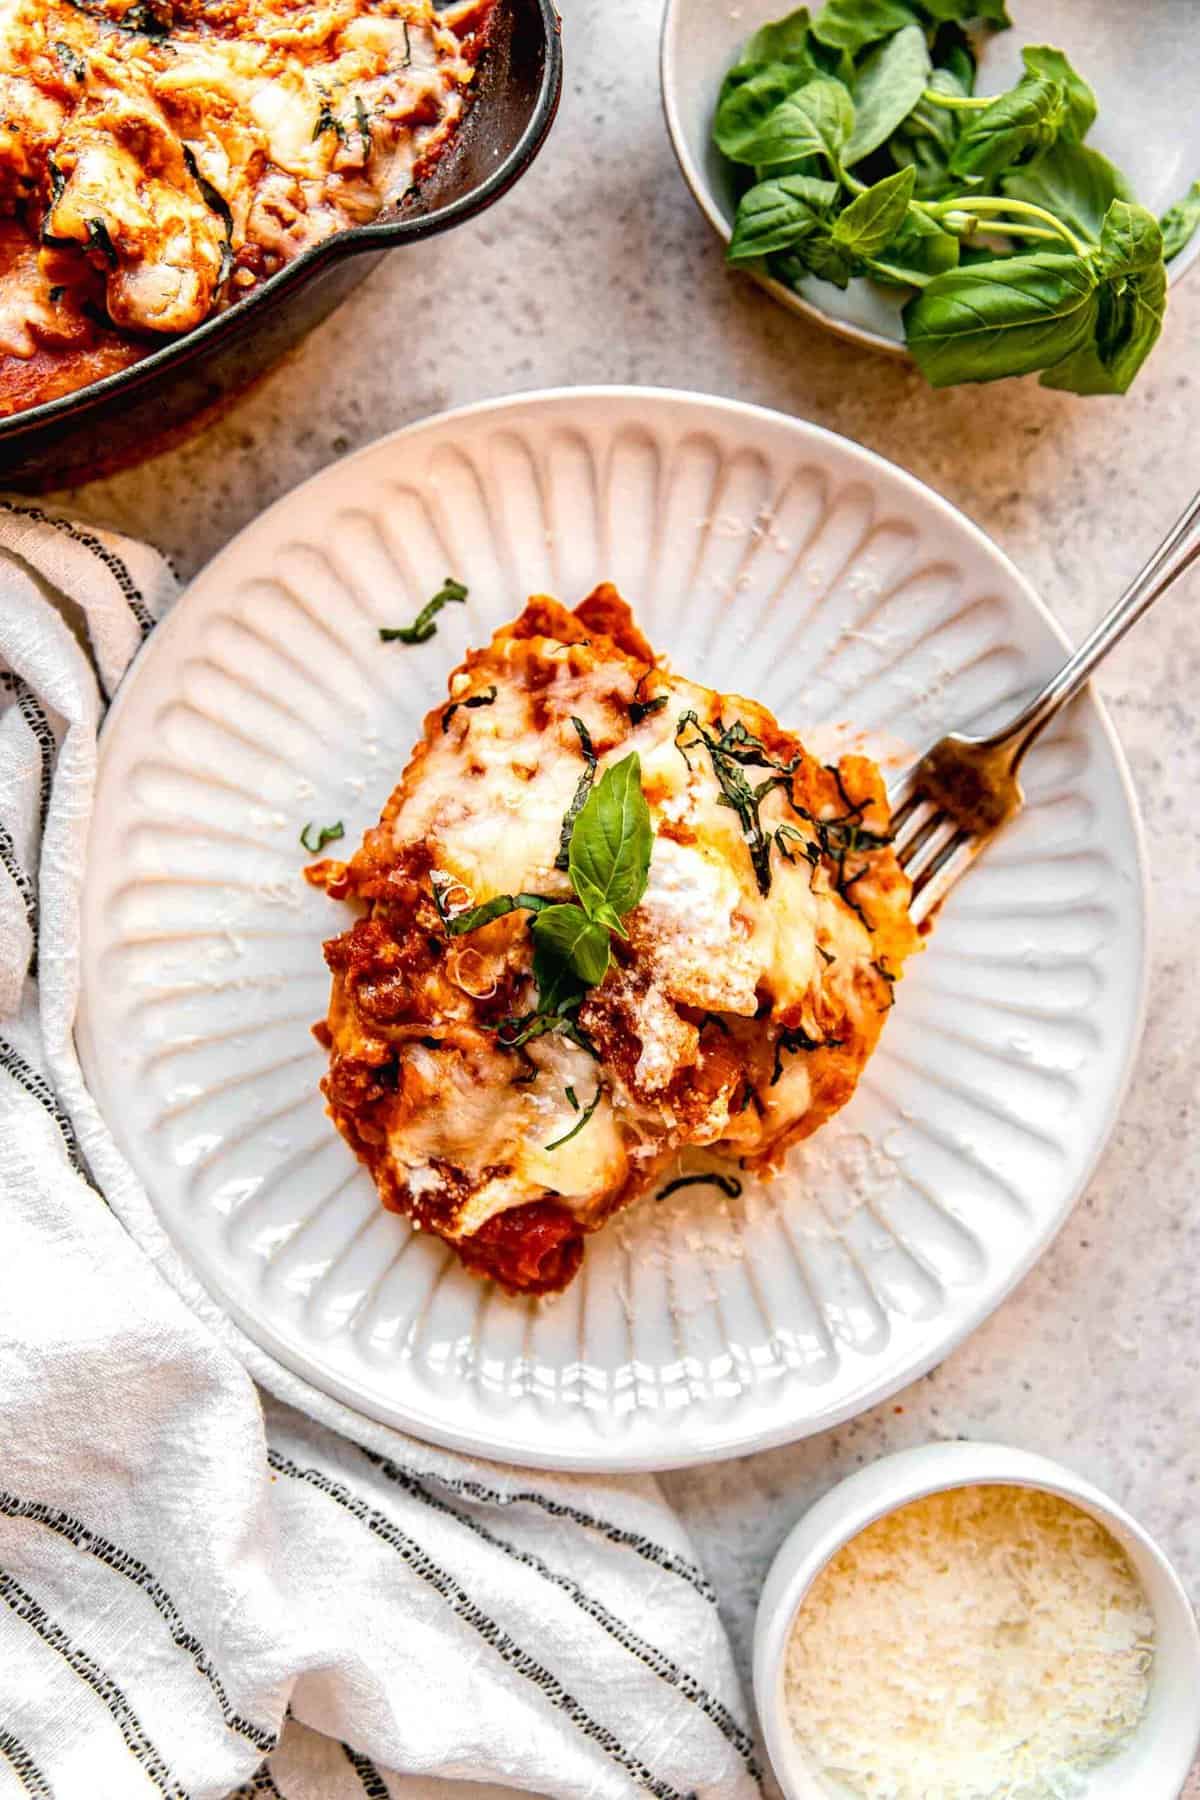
[901, 812, 963, 884]
[890, 796, 939, 863]
[908, 831, 979, 925]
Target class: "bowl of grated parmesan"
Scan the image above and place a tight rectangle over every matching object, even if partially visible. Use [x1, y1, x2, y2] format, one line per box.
[754, 1442, 1200, 1800]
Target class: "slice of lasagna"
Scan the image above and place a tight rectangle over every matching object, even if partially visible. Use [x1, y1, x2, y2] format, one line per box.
[309, 586, 920, 1295]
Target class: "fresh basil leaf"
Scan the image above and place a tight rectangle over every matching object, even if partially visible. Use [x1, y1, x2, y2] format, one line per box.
[844, 24, 931, 166]
[920, 0, 1009, 22]
[890, 133, 955, 200]
[808, 36, 856, 83]
[742, 6, 815, 65]
[532, 904, 612, 989]
[755, 154, 824, 181]
[802, 234, 859, 286]
[1003, 140, 1131, 245]
[811, 0, 915, 54]
[949, 75, 1065, 180]
[729, 76, 855, 172]
[1040, 266, 1164, 395]
[904, 251, 1098, 385]
[1042, 200, 1166, 395]
[714, 62, 817, 162]
[931, 22, 975, 94]
[568, 752, 652, 930]
[728, 173, 839, 262]
[1020, 44, 1095, 146]
[529, 937, 587, 1017]
[1160, 180, 1200, 264]
[1093, 198, 1163, 278]
[775, 230, 859, 290]
[832, 165, 915, 255]
[905, 66, 962, 152]
[866, 204, 959, 285]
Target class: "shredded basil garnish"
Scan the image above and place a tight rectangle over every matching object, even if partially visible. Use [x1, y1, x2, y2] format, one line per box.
[300, 820, 345, 855]
[433, 885, 551, 937]
[629, 694, 668, 726]
[312, 94, 346, 143]
[85, 217, 118, 268]
[380, 577, 468, 645]
[675, 711, 798, 897]
[770, 1024, 844, 1085]
[54, 39, 86, 79]
[441, 684, 497, 732]
[545, 1084, 602, 1150]
[555, 716, 598, 871]
[48, 284, 65, 304]
[657, 1172, 743, 1201]
[355, 94, 372, 155]
[121, 0, 170, 35]
[565, 1085, 580, 1111]
[182, 146, 234, 289]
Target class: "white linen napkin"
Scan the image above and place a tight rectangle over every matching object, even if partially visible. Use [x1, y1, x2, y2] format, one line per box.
[0, 499, 763, 1800]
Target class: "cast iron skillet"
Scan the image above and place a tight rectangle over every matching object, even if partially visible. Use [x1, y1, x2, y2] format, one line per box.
[0, 0, 562, 489]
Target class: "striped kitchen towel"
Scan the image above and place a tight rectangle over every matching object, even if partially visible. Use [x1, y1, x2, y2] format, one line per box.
[0, 501, 762, 1800]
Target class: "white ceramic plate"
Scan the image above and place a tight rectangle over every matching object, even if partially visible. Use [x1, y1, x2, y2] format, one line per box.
[78, 388, 1147, 1472]
[661, 0, 1200, 354]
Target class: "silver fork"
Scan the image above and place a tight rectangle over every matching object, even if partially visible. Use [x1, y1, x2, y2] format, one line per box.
[890, 489, 1200, 925]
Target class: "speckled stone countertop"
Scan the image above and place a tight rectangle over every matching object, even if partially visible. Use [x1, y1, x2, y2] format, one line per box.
[53, 1, 1200, 1793]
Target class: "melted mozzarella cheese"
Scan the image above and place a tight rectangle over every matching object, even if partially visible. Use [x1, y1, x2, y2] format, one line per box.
[394, 656, 637, 900]
[392, 1031, 628, 1238]
[0, 0, 487, 360]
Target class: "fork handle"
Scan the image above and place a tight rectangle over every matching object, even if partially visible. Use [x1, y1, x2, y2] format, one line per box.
[985, 485, 1200, 769]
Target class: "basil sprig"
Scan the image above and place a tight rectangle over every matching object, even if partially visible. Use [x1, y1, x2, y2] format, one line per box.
[714, 4, 1199, 393]
[435, 751, 653, 1052]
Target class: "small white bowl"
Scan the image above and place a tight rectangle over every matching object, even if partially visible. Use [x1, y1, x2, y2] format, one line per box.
[660, 0, 1200, 356]
[754, 1442, 1200, 1800]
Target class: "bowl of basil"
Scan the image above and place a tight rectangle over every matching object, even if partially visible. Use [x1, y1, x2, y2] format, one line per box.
[661, 0, 1200, 392]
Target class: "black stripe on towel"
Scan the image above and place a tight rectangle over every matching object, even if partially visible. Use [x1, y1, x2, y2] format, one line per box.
[0, 1569, 185, 1799]
[0, 1493, 275, 1753]
[227, 1764, 282, 1799]
[267, 1452, 695, 1800]
[0, 1731, 53, 1800]
[341, 1743, 389, 1798]
[358, 1449, 716, 1606]
[0, 1036, 96, 1191]
[0, 819, 37, 963]
[0, 501, 155, 637]
[370, 1455, 762, 1788]
[0, 673, 55, 842]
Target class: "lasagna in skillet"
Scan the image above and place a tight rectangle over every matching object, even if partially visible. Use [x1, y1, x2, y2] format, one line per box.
[0, 0, 493, 415]
[308, 586, 920, 1296]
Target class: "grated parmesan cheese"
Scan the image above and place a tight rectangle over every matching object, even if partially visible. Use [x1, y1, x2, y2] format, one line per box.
[783, 1484, 1154, 1800]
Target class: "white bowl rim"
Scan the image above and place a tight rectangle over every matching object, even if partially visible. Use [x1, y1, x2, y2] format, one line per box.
[753, 1441, 1200, 1800]
[659, 0, 1200, 359]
